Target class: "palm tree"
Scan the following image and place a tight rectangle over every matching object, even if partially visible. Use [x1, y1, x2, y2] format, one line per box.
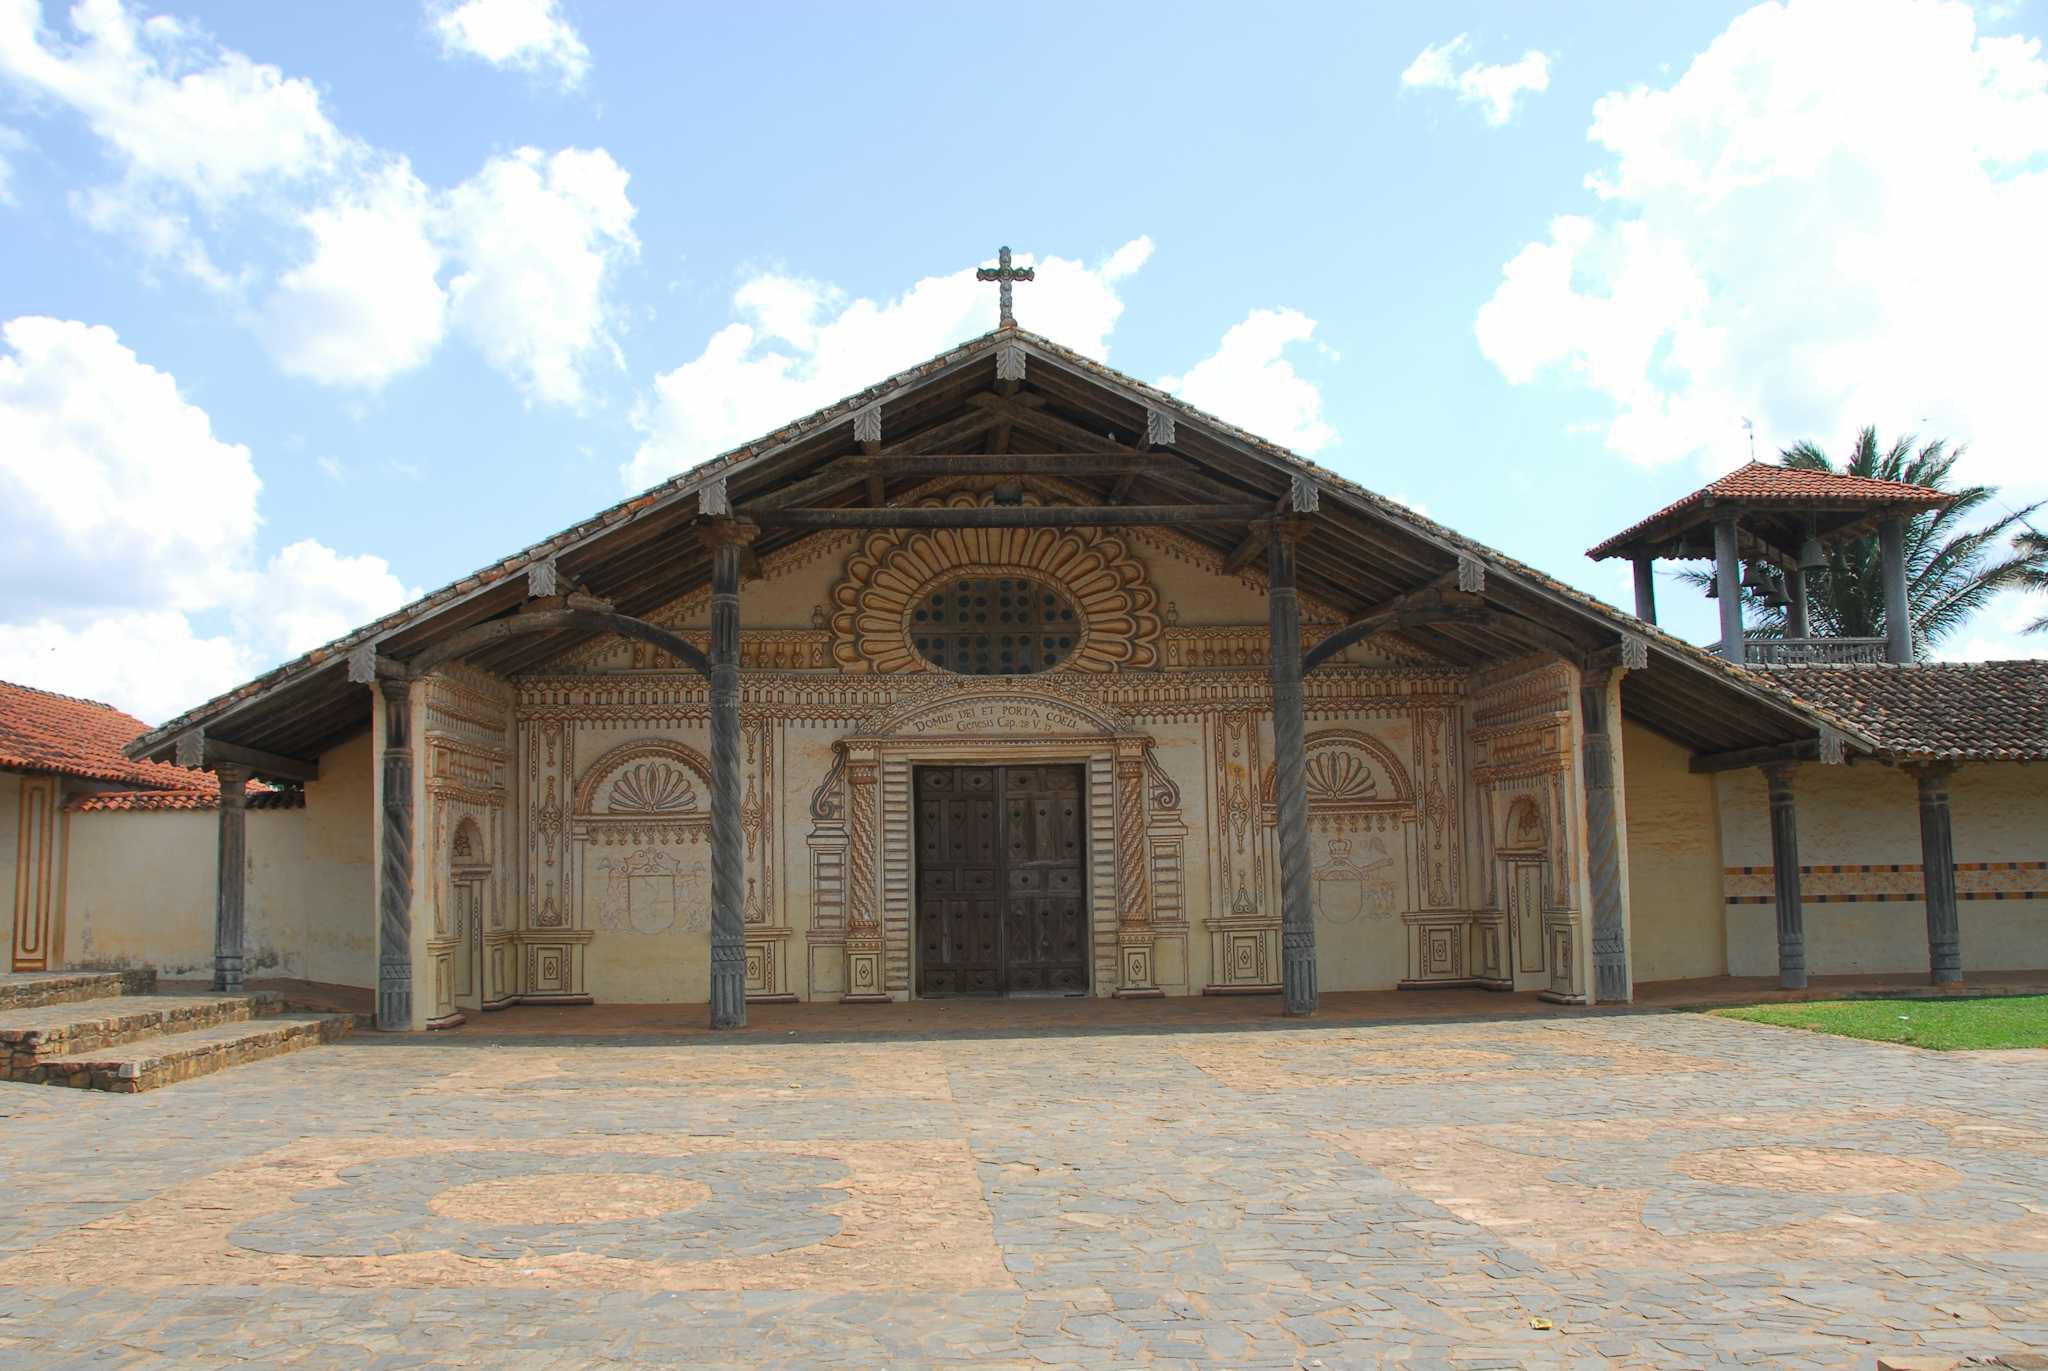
[2018, 530, 2048, 636]
[1686, 428, 2045, 657]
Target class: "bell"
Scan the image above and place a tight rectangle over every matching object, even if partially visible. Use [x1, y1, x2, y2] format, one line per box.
[1763, 584, 1788, 609]
[1798, 537, 1827, 573]
[1704, 578, 1719, 600]
[1741, 563, 1771, 591]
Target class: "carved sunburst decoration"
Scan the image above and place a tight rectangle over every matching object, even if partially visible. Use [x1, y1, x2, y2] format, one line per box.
[828, 504, 1163, 673]
[606, 762, 699, 815]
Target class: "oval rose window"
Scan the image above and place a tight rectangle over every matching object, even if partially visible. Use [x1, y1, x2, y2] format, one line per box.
[909, 576, 1080, 675]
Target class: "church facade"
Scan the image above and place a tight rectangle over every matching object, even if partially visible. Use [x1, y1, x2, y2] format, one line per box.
[27, 325, 2036, 1029]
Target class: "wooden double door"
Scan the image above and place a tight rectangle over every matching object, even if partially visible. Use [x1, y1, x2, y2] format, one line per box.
[915, 765, 1089, 996]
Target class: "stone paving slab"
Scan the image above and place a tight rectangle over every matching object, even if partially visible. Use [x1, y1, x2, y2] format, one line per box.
[0, 1006, 2042, 1365]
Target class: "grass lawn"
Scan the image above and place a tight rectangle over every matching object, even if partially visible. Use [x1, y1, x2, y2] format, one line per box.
[1711, 995, 2048, 1050]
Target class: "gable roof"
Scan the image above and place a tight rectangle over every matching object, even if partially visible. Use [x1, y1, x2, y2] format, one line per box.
[124, 326, 1878, 771]
[1, 680, 217, 791]
[1589, 461, 1953, 563]
[1764, 661, 2048, 764]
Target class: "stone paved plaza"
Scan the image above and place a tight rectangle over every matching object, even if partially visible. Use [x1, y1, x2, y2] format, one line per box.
[2, 1005, 2046, 1368]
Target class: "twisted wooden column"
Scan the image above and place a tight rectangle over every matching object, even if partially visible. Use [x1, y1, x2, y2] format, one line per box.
[1763, 763, 1807, 989]
[213, 763, 252, 993]
[704, 519, 758, 1030]
[1911, 764, 1963, 985]
[1113, 739, 1160, 997]
[841, 751, 888, 1003]
[377, 677, 415, 1030]
[1268, 521, 1318, 1015]
[1580, 673, 1630, 1004]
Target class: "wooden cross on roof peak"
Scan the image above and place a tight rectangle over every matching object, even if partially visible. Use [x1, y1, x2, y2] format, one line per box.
[976, 245, 1034, 328]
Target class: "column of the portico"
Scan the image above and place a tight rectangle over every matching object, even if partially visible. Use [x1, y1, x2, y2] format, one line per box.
[840, 747, 889, 1003]
[1112, 737, 1161, 997]
[1713, 514, 1745, 664]
[1911, 764, 1964, 985]
[1267, 519, 1318, 1016]
[703, 519, 757, 1030]
[1763, 763, 1807, 990]
[376, 677, 416, 1030]
[212, 763, 252, 993]
[1580, 672, 1632, 1004]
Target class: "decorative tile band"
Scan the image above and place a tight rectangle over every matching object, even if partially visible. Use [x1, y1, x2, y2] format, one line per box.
[1721, 860, 2047, 906]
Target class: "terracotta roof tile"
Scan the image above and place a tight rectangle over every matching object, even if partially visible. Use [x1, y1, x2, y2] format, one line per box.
[1588, 462, 1953, 560]
[0, 680, 218, 791]
[1766, 661, 2048, 763]
[64, 788, 302, 814]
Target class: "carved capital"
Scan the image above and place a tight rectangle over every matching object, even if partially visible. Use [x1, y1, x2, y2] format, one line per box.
[698, 517, 761, 552]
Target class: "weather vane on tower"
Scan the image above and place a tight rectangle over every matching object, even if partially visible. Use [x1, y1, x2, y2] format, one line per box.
[976, 245, 1034, 328]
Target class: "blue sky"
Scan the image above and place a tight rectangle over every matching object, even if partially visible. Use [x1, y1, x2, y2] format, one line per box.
[3, 0, 2044, 721]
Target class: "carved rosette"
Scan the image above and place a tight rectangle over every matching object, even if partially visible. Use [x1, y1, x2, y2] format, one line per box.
[828, 515, 1163, 673]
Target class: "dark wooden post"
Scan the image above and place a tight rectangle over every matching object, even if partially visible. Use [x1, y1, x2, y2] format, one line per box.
[213, 763, 251, 993]
[1786, 568, 1810, 640]
[1911, 764, 1963, 985]
[1880, 515, 1912, 664]
[1713, 514, 1744, 664]
[1763, 763, 1807, 989]
[704, 517, 758, 1029]
[1631, 556, 1657, 626]
[1268, 516, 1318, 1016]
[377, 677, 414, 1030]
[1580, 674, 1630, 1004]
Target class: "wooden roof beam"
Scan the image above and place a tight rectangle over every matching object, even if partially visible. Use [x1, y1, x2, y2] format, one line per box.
[753, 504, 1268, 530]
[174, 730, 319, 784]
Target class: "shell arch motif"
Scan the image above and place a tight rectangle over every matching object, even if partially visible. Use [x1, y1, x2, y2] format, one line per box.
[828, 523, 1163, 673]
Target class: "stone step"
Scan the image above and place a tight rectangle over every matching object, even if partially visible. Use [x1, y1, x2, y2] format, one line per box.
[0, 992, 284, 1076]
[0, 968, 155, 1012]
[25, 1013, 354, 1093]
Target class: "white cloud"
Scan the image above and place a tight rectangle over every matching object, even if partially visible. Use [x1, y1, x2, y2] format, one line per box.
[1402, 34, 1553, 126]
[0, 317, 414, 722]
[1, 1, 634, 405]
[1159, 308, 1338, 455]
[0, 0, 343, 204]
[264, 160, 446, 388]
[1931, 587, 2048, 660]
[0, 610, 250, 725]
[625, 240, 1154, 488]
[1476, 0, 2048, 492]
[0, 123, 24, 202]
[443, 146, 638, 406]
[429, 0, 589, 88]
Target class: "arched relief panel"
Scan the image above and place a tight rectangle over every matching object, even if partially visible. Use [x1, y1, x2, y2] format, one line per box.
[571, 737, 713, 941]
[828, 497, 1164, 674]
[1260, 728, 1420, 927]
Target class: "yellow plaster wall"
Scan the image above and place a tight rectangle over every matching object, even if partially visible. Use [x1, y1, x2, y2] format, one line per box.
[1619, 721, 1726, 983]
[1717, 761, 2047, 976]
[65, 732, 376, 986]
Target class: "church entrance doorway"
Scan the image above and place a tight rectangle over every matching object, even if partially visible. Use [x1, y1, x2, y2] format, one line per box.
[914, 764, 1088, 996]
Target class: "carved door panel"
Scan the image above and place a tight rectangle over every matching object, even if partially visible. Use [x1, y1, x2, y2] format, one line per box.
[916, 765, 1087, 996]
[917, 768, 1003, 995]
[1000, 766, 1088, 995]
[1509, 860, 1546, 979]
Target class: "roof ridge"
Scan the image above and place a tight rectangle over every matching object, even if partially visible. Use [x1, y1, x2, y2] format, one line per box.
[0, 678, 125, 714]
